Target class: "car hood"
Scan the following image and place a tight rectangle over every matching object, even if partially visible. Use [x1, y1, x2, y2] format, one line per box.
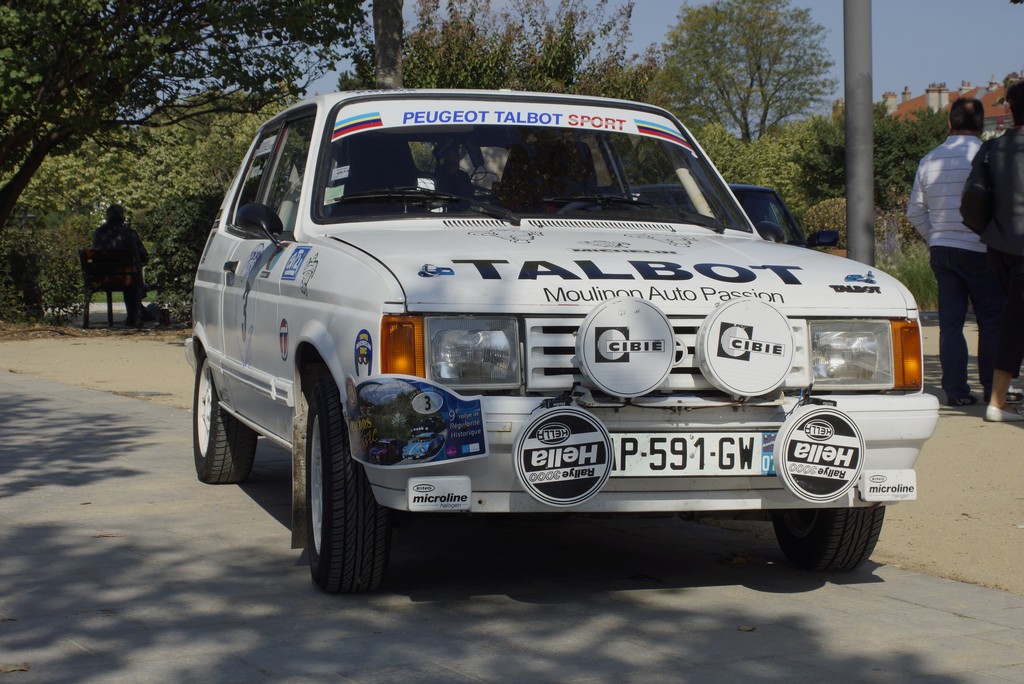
[329, 221, 914, 316]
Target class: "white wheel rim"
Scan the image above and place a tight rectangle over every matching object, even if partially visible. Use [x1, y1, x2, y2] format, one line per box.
[197, 364, 213, 456]
[310, 416, 324, 553]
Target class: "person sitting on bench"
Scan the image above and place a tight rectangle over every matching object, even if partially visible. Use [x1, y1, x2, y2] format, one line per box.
[92, 204, 149, 326]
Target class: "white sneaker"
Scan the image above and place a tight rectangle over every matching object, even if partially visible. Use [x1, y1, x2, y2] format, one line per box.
[984, 404, 1024, 422]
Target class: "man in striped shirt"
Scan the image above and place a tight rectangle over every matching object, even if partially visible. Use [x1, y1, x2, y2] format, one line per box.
[907, 98, 1005, 407]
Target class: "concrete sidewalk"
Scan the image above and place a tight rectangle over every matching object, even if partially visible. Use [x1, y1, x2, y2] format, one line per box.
[1, 370, 1023, 683]
[77, 301, 165, 329]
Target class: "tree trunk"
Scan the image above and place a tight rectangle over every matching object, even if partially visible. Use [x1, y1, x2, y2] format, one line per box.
[0, 134, 60, 234]
[373, 0, 404, 89]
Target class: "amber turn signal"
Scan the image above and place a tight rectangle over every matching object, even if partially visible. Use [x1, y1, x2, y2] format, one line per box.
[891, 319, 923, 390]
[380, 315, 425, 377]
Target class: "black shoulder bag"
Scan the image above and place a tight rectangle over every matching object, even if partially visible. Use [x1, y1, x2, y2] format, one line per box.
[961, 142, 994, 235]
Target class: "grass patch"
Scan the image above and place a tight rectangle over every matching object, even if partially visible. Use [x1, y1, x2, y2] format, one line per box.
[878, 241, 937, 311]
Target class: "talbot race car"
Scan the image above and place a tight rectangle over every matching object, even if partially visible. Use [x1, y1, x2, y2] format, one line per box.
[186, 89, 939, 593]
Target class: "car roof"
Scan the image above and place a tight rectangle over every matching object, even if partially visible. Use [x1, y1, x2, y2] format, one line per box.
[729, 183, 773, 193]
[306, 87, 645, 107]
[271, 88, 675, 123]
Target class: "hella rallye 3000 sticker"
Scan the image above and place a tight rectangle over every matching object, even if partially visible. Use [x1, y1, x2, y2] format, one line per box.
[513, 406, 613, 507]
[775, 405, 865, 503]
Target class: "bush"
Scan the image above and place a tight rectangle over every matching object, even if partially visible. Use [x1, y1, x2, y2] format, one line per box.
[0, 213, 90, 324]
[41, 216, 93, 324]
[874, 201, 935, 311]
[138, 191, 223, 324]
[803, 196, 935, 310]
[803, 197, 848, 248]
[0, 227, 43, 323]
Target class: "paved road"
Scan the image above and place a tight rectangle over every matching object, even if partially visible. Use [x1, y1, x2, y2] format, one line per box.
[1, 371, 1023, 683]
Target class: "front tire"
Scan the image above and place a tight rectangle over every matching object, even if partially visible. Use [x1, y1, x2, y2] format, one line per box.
[306, 374, 391, 593]
[192, 354, 257, 484]
[772, 506, 885, 572]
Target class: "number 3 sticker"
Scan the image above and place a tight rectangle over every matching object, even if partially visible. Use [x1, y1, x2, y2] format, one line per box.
[412, 391, 443, 414]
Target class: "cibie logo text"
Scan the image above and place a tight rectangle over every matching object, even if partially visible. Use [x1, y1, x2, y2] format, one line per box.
[595, 326, 667, 363]
[727, 337, 784, 356]
[604, 339, 665, 353]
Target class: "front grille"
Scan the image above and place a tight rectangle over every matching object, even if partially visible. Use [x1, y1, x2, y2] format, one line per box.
[524, 315, 810, 395]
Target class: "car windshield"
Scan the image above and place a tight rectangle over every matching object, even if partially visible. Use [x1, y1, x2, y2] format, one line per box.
[316, 98, 750, 232]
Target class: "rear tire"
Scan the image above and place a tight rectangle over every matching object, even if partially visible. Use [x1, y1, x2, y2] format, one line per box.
[192, 354, 257, 484]
[771, 506, 884, 572]
[306, 374, 391, 593]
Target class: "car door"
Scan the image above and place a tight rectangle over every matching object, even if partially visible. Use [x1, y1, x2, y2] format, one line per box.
[219, 110, 316, 439]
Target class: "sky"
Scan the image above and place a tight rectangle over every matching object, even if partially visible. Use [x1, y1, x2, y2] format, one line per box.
[309, 0, 1024, 103]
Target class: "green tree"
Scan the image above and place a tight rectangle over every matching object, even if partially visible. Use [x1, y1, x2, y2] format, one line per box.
[0, 0, 364, 234]
[794, 108, 846, 207]
[660, 0, 836, 142]
[18, 102, 270, 226]
[796, 103, 948, 210]
[694, 122, 748, 182]
[697, 118, 816, 219]
[342, 0, 661, 102]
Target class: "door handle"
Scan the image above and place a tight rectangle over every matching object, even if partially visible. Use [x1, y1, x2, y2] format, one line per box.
[223, 260, 238, 273]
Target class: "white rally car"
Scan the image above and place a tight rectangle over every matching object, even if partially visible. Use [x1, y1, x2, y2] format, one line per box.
[187, 89, 938, 593]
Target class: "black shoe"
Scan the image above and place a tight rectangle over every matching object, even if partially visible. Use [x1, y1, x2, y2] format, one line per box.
[946, 395, 978, 407]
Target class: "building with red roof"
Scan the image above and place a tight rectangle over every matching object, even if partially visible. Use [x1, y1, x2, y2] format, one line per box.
[882, 74, 1019, 135]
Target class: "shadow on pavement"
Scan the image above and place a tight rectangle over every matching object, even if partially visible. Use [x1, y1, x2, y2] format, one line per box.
[0, 372, 988, 683]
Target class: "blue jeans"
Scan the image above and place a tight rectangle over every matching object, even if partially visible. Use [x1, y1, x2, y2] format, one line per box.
[930, 246, 1005, 400]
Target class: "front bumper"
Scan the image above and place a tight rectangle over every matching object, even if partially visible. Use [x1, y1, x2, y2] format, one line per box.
[363, 392, 939, 513]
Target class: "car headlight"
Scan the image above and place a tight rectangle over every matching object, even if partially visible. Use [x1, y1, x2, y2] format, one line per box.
[427, 317, 520, 389]
[809, 319, 922, 391]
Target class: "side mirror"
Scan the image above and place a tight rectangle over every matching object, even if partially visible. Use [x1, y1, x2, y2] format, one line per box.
[755, 220, 786, 243]
[236, 203, 284, 247]
[807, 229, 839, 248]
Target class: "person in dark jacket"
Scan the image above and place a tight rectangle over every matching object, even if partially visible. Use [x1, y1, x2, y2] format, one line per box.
[92, 204, 149, 326]
[970, 82, 1024, 421]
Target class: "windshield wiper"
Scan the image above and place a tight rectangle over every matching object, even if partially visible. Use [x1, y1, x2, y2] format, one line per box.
[339, 187, 520, 225]
[549, 194, 653, 208]
[465, 199, 521, 226]
[673, 209, 727, 234]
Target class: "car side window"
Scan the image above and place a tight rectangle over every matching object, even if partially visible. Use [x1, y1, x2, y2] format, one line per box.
[233, 127, 282, 232]
[263, 115, 316, 238]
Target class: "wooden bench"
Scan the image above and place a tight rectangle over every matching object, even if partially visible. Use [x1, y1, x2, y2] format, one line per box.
[79, 248, 142, 328]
